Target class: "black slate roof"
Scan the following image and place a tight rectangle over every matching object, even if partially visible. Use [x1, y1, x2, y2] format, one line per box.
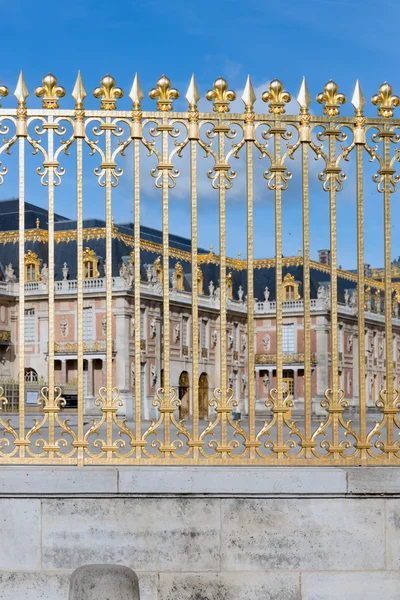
[0, 199, 384, 302]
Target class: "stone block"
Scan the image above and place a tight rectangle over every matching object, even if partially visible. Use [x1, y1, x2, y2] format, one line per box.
[301, 571, 400, 600]
[386, 499, 400, 569]
[42, 498, 220, 572]
[158, 572, 301, 600]
[347, 467, 400, 495]
[69, 565, 139, 600]
[0, 572, 70, 600]
[118, 467, 347, 495]
[0, 499, 41, 569]
[0, 467, 118, 496]
[221, 498, 385, 571]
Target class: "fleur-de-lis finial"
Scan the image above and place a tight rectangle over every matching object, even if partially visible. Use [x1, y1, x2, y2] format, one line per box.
[316, 80, 346, 116]
[35, 73, 66, 109]
[372, 82, 400, 118]
[93, 74, 124, 110]
[0, 79, 8, 108]
[262, 79, 291, 115]
[149, 75, 179, 111]
[186, 73, 200, 111]
[206, 77, 236, 113]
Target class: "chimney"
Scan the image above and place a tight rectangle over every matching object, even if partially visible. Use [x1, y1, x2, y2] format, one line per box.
[364, 263, 371, 277]
[318, 249, 331, 265]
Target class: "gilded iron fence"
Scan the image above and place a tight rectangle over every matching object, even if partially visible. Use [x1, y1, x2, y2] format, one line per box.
[0, 71, 399, 465]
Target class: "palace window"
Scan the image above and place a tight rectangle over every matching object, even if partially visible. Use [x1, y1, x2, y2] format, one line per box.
[83, 248, 100, 279]
[83, 307, 93, 342]
[24, 251, 40, 282]
[282, 273, 300, 301]
[24, 308, 36, 342]
[282, 323, 295, 353]
[201, 319, 208, 349]
[24, 367, 38, 383]
[182, 316, 189, 346]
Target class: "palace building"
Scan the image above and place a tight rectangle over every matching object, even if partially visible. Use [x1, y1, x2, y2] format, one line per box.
[0, 198, 399, 419]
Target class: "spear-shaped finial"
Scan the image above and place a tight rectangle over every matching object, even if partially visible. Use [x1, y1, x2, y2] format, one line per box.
[72, 71, 87, 108]
[186, 74, 200, 110]
[129, 73, 144, 109]
[242, 75, 256, 112]
[129, 73, 144, 138]
[242, 75, 256, 139]
[14, 70, 28, 106]
[72, 71, 86, 138]
[297, 76, 311, 114]
[14, 71, 28, 136]
[351, 79, 365, 116]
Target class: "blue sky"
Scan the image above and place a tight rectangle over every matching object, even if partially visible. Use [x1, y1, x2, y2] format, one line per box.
[1, 0, 400, 268]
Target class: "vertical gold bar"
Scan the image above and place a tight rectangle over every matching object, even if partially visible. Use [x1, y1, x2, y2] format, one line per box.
[274, 120, 284, 455]
[356, 143, 366, 458]
[218, 122, 228, 459]
[105, 119, 113, 456]
[190, 138, 199, 458]
[134, 138, 142, 455]
[383, 133, 394, 456]
[302, 141, 312, 456]
[161, 117, 172, 457]
[329, 132, 340, 455]
[246, 140, 256, 457]
[18, 137, 25, 456]
[47, 118, 56, 457]
[76, 136, 84, 464]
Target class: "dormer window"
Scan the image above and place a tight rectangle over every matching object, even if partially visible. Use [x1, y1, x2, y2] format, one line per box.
[283, 273, 300, 301]
[83, 248, 100, 279]
[24, 251, 40, 282]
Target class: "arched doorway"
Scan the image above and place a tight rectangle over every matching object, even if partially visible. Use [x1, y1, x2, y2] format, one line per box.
[178, 371, 190, 420]
[198, 372, 209, 419]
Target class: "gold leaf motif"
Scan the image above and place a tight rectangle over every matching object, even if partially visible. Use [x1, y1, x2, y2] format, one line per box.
[206, 77, 236, 113]
[35, 73, 66, 109]
[149, 75, 179, 112]
[372, 82, 400, 118]
[262, 79, 291, 114]
[317, 80, 346, 116]
[93, 74, 124, 110]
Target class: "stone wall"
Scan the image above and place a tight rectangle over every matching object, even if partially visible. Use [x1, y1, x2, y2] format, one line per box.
[0, 467, 399, 599]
